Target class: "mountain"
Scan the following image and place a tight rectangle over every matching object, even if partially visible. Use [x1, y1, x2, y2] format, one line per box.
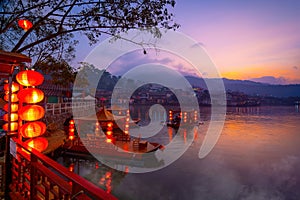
[185, 76, 300, 98]
[249, 76, 289, 85]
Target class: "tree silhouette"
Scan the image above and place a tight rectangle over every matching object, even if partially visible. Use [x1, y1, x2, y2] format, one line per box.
[0, 0, 179, 65]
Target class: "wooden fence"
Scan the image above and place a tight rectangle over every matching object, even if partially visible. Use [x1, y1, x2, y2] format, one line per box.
[9, 138, 117, 200]
[45, 102, 95, 116]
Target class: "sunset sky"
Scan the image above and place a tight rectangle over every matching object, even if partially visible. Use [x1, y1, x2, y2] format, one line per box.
[78, 0, 300, 84]
[173, 0, 300, 84]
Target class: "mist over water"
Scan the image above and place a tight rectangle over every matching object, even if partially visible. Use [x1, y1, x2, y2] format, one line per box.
[58, 106, 300, 200]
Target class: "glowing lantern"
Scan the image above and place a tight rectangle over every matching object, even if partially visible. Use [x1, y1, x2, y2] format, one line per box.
[2, 122, 18, 132]
[20, 121, 46, 138]
[3, 94, 19, 103]
[4, 82, 20, 93]
[106, 138, 112, 143]
[3, 113, 18, 122]
[68, 163, 75, 172]
[18, 19, 33, 31]
[18, 88, 44, 103]
[169, 110, 173, 121]
[4, 93, 18, 102]
[16, 70, 44, 86]
[19, 105, 45, 121]
[24, 137, 48, 152]
[3, 103, 19, 113]
[106, 131, 112, 136]
[69, 119, 75, 140]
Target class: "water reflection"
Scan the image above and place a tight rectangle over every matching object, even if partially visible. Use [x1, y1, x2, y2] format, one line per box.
[57, 106, 300, 199]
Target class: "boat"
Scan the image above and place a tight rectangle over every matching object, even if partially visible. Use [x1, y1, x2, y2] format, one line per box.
[61, 136, 164, 168]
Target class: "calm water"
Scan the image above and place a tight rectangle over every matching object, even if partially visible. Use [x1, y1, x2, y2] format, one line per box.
[57, 106, 300, 200]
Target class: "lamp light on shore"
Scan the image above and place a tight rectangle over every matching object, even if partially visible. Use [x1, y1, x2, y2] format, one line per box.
[69, 119, 75, 140]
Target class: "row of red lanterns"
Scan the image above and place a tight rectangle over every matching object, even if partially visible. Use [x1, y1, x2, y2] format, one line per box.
[2, 81, 19, 132]
[17, 70, 48, 152]
[1, 69, 48, 152]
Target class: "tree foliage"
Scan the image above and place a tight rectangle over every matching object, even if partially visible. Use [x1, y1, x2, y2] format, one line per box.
[0, 0, 179, 66]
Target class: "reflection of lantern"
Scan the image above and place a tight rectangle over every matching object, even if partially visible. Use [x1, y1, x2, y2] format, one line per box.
[3, 122, 18, 132]
[19, 105, 45, 121]
[4, 93, 18, 102]
[18, 88, 44, 103]
[16, 70, 44, 86]
[4, 83, 19, 93]
[20, 121, 46, 138]
[24, 137, 48, 152]
[3, 113, 18, 122]
[106, 138, 112, 143]
[68, 163, 75, 172]
[18, 19, 33, 31]
[3, 103, 19, 112]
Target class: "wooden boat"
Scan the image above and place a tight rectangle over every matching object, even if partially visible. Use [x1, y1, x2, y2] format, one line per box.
[61, 136, 164, 168]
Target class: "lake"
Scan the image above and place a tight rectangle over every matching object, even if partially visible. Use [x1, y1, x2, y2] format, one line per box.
[56, 106, 300, 200]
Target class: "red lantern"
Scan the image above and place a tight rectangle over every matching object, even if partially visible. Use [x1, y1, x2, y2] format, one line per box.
[18, 19, 33, 31]
[19, 105, 45, 121]
[69, 119, 75, 140]
[4, 82, 20, 93]
[18, 88, 44, 104]
[24, 137, 48, 152]
[2, 122, 18, 132]
[3, 103, 19, 112]
[16, 70, 44, 86]
[3, 113, 18, 122]
[20, 121, 46, 138]
[4, 93, 18, 102]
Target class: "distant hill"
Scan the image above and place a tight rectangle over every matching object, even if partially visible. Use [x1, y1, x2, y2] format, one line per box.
[185, 76, 300, 98]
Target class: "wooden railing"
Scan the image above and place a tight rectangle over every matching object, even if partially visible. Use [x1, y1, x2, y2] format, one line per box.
[45, 102, 95, 116]
[9, 138, 117, 200]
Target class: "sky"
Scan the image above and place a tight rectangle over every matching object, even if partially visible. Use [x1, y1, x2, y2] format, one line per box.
[173, 0, 300, 84]
[76, 0, 300, 84]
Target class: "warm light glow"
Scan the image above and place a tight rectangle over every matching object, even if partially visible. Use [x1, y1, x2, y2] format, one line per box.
[16, 70, 44, 86]
[107, 122, 113, 127]
[2, 122, 18, 131]
[4, 82, 19, 93]
[106, 138, 112, 143]
[4, 94, 18, 102]
[69, 119, 75, 125]
[106, 131, 112, 136]
[24, 137, 48, 152]
[3, 113, 18, 122]
[3, 103, 18, 112]
[68, 163, 75, 172]
[20, 121, 46, 138]
[69, 135, 74, 140]
[18, 19, 33, 31]
[19, 105, 45, 121]
[18, 88, 44, 103]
